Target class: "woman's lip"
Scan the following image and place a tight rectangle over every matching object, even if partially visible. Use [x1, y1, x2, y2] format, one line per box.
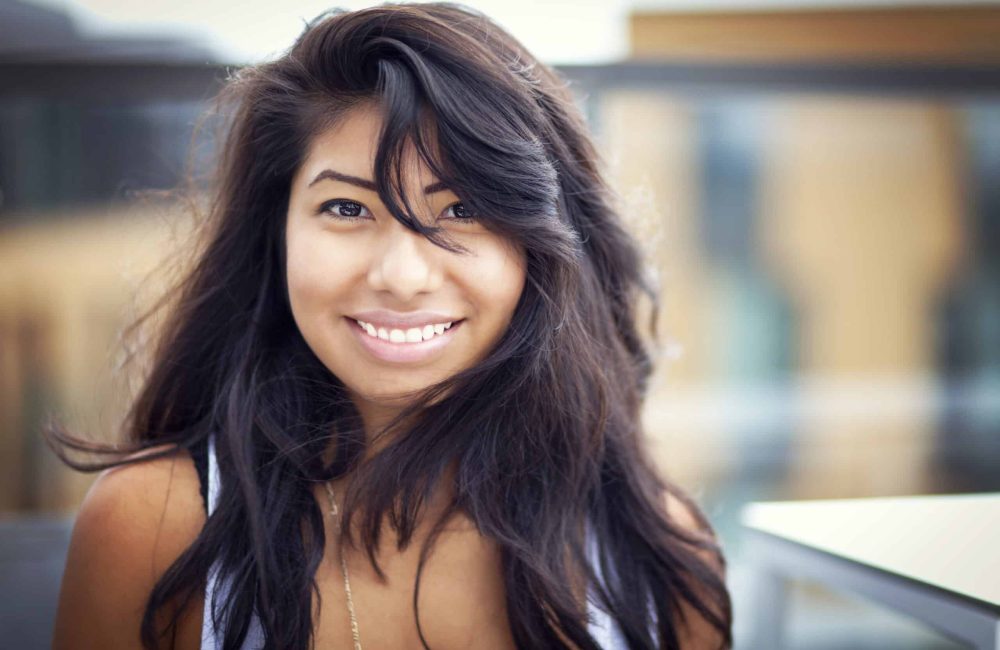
[345, 316, 463, 364]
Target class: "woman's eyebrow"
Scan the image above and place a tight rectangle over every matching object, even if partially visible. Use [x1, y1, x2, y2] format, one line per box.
[308, 168, 449, 194]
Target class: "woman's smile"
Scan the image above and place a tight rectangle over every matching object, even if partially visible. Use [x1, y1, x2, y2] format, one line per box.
[345, 313, 465, 364]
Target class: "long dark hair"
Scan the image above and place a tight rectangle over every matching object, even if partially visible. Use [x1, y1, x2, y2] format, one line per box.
[45, 3, 732, 648]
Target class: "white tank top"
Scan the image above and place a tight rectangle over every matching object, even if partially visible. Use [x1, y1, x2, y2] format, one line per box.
[200, 434, 629, 649]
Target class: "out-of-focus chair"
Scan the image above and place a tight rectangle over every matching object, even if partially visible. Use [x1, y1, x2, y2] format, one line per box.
[740, 493, 1000, 649]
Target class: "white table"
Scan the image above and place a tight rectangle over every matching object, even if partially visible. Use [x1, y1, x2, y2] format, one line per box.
[740, 492, 1000, 649]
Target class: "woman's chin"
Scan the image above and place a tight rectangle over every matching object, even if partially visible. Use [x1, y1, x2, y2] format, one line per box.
[349, 384, 428, 413]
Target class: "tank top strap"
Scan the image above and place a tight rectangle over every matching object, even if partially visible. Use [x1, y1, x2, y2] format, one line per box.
[201, 433, 266, 649]
[585, 521, 629, 648]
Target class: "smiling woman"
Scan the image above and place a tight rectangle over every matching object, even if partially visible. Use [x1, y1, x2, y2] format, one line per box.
[46, 3, 731, 650]
[285, 103, 526, 416]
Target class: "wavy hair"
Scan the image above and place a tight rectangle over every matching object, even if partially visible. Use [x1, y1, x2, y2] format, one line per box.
[46, 3, 732, 648]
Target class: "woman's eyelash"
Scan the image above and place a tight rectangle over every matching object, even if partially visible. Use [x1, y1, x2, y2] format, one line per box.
[317, 199, 477, 221]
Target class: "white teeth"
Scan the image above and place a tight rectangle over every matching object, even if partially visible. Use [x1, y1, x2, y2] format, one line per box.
[355, 318, 457, 343]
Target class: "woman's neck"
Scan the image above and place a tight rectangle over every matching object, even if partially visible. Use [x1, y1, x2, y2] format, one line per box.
[352, 394, 410, 462]
[318, 390, 417, 467]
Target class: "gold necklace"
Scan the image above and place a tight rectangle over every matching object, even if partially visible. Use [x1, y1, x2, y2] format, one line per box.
[323, 482, 363, 650]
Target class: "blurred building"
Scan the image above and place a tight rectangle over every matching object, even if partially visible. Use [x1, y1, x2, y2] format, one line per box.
[567, 3, 1000, 513]
[0, 0, 225, 512]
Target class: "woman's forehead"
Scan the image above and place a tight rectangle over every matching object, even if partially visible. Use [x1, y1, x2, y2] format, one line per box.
[298, 105, 448, 193]
[305, 106, 383, 169]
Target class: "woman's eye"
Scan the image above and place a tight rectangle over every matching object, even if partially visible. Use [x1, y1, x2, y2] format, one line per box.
[319, 199, 371, 221]
[443, 202, 476, 220]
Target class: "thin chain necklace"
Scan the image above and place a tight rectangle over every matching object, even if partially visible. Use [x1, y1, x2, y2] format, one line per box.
[323, 481, 363, 650]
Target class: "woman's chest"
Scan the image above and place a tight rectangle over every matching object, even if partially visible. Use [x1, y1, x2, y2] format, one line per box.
[311, 519, 516, 650]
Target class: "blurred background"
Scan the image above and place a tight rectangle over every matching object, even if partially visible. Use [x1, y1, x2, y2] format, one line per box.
[1, 0, 998, 647]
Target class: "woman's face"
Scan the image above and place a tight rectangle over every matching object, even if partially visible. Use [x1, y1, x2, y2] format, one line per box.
[285, 103, 526, 425]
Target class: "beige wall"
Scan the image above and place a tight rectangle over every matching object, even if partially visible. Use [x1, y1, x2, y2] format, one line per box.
[631, 5, 1000, 64]
[0, 204, 189, 513]
[761, 98, 964, 497]
[615, 4, 979, 498]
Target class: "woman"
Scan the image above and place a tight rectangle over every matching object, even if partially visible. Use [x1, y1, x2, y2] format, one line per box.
[50, 3, 732, 649]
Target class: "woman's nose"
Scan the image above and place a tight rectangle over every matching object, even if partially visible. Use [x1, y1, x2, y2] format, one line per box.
[367, 221, 442, 301]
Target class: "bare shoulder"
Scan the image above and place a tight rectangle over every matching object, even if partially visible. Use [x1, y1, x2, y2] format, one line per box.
[663, 489, 730, 649]
[52, 443, 206, 650]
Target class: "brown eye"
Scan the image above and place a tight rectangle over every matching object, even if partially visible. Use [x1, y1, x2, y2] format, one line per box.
[443, 202, 476, 220]
[319, 199, 372, 221]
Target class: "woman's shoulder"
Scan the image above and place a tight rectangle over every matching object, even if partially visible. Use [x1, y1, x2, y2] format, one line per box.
[91, 442, 207, 539]
[76, 443, 207, 556]
[53, 442, 206, 649]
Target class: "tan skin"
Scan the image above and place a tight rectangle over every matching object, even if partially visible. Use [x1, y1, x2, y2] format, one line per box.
[52, 444, 724, 649]
[53, 104, 726, 649]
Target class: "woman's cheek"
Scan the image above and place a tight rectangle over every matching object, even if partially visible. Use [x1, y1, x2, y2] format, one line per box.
[474, 238, 526, 299]
[289, 230, 355, 300]
[287, 236, 346, 336]
[456, 235, 526, 327]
